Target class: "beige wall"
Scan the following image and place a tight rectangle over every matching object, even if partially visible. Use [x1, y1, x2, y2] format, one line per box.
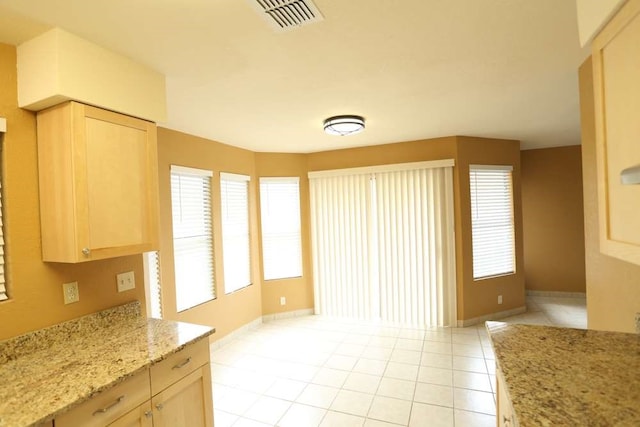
[521, 146, 586, 293]
[156, 128, 263, 339]
[579, 57, 640, 333]
[0, 43, 145, 341]
[254, 153, 314, 315]
[308, 136, 525, 322]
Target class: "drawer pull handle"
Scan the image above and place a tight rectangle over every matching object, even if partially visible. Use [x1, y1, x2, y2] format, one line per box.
[172, 356, 192, 370]
[92, 395, 125, 416]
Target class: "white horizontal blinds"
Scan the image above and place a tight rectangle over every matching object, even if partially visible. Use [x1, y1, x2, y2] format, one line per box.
[143, 251, 162, 319]
[170, 166, 215, 312]
[259, 177, 303, 280]
[0, 179, 6, 302]
[310, 174, 372, 319]
[375, 167, 457, 327]
[469, 165, 515, 279]
[220, 173, 252, 294]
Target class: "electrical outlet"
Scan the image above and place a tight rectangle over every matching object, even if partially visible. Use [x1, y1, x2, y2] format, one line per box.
[63, 282, 79, 304]
[635, 312, 640, 334]
[280, 296, 286, 306]
[498, 295, 503, 305]
[117, 271, 135, 292]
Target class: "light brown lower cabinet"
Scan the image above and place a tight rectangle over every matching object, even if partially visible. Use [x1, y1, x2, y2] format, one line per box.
[496, 369, 516, 427]
[54, 339, 213, 427]
[107, 402, 153, 427]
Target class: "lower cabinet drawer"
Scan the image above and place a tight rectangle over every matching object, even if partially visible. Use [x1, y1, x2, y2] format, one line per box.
[150, 338, 210, 395]
[55, 370, 151, 427]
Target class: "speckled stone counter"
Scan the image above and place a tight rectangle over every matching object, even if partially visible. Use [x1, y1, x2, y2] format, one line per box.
[486, 321, 640, 426]
[0, 302, 215, 427]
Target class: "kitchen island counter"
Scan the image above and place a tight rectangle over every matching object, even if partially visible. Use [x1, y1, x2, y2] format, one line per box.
[486, 321, 640, 426]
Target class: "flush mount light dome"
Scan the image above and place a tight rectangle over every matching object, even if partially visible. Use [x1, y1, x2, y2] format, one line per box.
[323, 115, 365, 136]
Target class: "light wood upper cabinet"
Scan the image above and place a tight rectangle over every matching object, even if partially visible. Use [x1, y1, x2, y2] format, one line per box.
[37, 101, 160, 262]
[592, 0, 640, 266]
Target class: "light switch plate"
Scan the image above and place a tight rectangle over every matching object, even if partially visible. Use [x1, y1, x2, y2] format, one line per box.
[63, 282, 79, 304]
[117, 271, 135, 292]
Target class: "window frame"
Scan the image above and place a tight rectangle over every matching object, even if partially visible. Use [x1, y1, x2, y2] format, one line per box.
[170, 165, 216, 312]
[469, 164, 516, 281]
[220, 172, 252, 294]
[259, 176, 303, 281]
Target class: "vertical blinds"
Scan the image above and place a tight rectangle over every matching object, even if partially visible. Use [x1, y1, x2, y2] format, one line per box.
[171, 166, 215, 312]
[469, 165, 515, 279]
[220, 172, 251, 294]
[259, 177, 303, 281]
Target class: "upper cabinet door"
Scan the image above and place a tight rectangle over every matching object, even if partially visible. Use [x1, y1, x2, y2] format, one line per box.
[37, 102, 160, 262]
[592, 0, 640, 266]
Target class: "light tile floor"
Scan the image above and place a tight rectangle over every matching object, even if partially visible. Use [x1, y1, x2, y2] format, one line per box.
[210, 295, 586, 427]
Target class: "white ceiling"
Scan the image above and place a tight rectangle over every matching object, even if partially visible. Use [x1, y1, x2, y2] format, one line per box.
[0, 0, 588, 153]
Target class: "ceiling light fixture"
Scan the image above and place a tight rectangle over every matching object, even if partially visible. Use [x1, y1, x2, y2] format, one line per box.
[323, 115, 365, 136]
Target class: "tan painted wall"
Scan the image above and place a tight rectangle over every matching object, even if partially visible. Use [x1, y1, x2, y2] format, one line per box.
[308, 136, 525, 322]
[156, 127, 263, 339]
[579, 57, 640, 333]
[254, 153, 314, 315]
[455, 137, 526, 320]
[521, 146, 586, 293]
[0, 43, 145, 341]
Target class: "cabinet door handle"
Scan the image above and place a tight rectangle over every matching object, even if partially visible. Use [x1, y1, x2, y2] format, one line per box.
[156, 403, 164, 411]
[144, 410, 153, 418]
[92, 395, 125, 416]
[503, 415, 511, 425]
[82, 247, 91, 257]
[172, 356, 192, 370]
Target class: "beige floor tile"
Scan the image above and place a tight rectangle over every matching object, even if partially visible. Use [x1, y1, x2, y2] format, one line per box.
[453, 388, 496, 415]
[420, 352, 453, 369]
[452, 343, 484, 358]
[264, 378, 307, 401]
[343, 372, 382, 393]
[383, 362, 419, 381]
[278, 403, 326, 427]
[414, 382, 454, 407]
[343, 333, 372, 345]
[233, 417, 272, 426]
[422, 341, 453, 355]
[335, 342, 367, 357]
[376, 377, 416, 400]
[363, 419, 403, 427]
[320, 410, 365, 427]
[325, 354, 359, 371]
[368, 336, 397, 348]
[296, 384, 340, 409]
[452, 356, 488, 374]
[353, 358, 388, 375]
[395, 338, 423, 351]
[215, 388, 260, 415]
[312, 367, 350, 388]
[423, 331, 452, 344]
[212, 409, 238, 427]
[390, 349, 422, 365]
[409, 402, 454, 427]
[367, 396, 412, 425]
[454, 409, 496, 427]
[417, 366, 453, 386]
[453, 371, 493, 392]
[330, 389, 374, 416]
[362, 346, 394, 361]
[243, 396, 291, 425]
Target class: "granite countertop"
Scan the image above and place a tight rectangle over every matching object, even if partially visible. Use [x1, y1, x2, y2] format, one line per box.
[0, 301, 215, 427]
[486, 321, 640, 426]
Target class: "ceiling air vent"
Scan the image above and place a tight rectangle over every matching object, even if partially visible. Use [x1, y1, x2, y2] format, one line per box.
[247, 0, 324, 32]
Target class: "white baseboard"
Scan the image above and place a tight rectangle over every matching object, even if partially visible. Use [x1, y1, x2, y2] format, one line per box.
[209, 316, 263, 351]
[526, 290, 586, 298]
[262, 308, 314, 322]
[457, 306, 527, 327]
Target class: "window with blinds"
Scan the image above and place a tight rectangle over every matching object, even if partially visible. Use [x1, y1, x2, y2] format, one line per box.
[259, 177, 302, 280]
[143, 251, 162, 318]
[469, 165, 515, 280]
[220, 173, 251, 294]
[171, 166, 215, 312]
